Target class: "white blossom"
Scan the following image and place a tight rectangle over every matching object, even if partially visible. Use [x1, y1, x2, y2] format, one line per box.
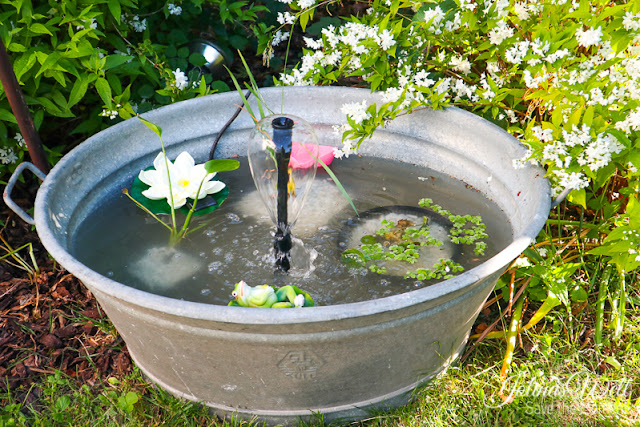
[622, 12, 640, 31]
[138, 152, 226, 209]
[504, 40, 530, 64]
[489, 21, 514, 45]
[272, 30, 290, 46]
[341, 100, 371, 125]
[451, 55, 471, 75]
[277, 11, 295, 25]
[377, 29, 396, 51]
[382, 87, 404, 103]
[129, 16, 147, 32]
[173, 68, 188, 90]
[513, 3, 530, 20]
[298, 0, 316, 8]
[14, 133, 26, 148]
[0, 147, 18, 165]
[513, 256, 532, 268]
[423, 6, 445, 30]
[303, 36, 323, 50]
[100, 108, 118, 120]
[167, 3, 182, 15]
[575, 26, 603, 48]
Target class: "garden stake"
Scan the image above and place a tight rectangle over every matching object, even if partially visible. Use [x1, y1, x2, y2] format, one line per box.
[0, 39, 49, 173]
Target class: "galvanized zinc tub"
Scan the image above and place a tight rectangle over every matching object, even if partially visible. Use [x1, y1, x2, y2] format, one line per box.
[12, 87, 552, 424]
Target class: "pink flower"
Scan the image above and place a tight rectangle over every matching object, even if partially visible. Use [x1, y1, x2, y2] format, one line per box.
[290, 143, 335, 169]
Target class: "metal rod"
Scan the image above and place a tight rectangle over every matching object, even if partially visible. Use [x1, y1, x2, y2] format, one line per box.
[272, 116, 294, 272]
[0, 38, 49, 173]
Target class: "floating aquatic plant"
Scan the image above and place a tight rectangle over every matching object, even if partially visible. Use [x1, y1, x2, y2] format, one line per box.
[123, 116, 239, 246]
[342, 198, 488, 281]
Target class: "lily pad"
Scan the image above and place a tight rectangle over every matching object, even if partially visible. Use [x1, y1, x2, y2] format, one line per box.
[130, 167, 229, 217]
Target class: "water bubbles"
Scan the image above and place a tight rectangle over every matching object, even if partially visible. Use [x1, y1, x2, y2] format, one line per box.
[208, 261, 222, 273]
[213, 248, 223, 256]
[232, 239, 239, 245]
[318, 225, 328, 231]
[199, 252, 207, 258]
[379, 279, 390, 286]
[253, 250, 260, 256]
[414, 281, 424, 288]
[107, 271, 114, 277]
[206, 231, 215, 237]
[226, 213, 242, 224]
[224, 253, 234, 263]
[201, 289, 212, 296]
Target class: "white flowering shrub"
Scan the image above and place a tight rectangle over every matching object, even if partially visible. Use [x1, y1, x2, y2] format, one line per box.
[269, 0, 640, 308]
[276, 0, 640, 205]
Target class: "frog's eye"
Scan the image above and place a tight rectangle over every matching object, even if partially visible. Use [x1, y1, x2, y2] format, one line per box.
[232, 290, 239, 298]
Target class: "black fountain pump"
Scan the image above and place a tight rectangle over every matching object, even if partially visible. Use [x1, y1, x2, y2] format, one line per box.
[272, 116, 295, 272]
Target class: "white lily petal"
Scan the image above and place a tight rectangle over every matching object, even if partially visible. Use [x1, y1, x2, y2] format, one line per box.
[201, 180, 226, 197]
[174, 152, 195, 176]
[142, 187, 167, 200]
[152, 152, 168, 170]
[170, 195, 187, 209]
[138, 169, 155, 186]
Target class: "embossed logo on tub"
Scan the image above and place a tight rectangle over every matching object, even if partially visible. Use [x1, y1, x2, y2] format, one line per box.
[277, 351, 325, 380]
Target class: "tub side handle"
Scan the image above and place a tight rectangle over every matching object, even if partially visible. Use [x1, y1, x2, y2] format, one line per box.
[3, 162, 47, 225]
[550, 187, 572, 209]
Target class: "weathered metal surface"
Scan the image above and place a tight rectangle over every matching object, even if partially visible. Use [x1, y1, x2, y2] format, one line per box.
[30, 87, 551, 425]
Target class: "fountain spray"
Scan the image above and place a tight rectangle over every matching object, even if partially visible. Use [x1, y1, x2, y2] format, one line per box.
[272, 117, 294, 272]
[248, 113, 319, 274]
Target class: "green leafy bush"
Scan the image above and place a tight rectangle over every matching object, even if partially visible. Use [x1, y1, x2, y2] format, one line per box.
[0, 0, 267, 181]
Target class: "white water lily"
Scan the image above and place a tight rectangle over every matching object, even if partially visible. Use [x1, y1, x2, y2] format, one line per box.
[138, 152, 226, 209]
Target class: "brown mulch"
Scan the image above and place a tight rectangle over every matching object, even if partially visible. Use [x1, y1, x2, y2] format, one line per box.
[0, 201, 132, 400]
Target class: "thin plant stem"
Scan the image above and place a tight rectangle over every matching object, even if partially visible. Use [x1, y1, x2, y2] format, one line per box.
[499, 295, 524, 403]
[177, 178, 206, 240]
[595, 264, 613, 346]
[0, 233, 38, 276]
[613, 270, 626, 341]
[122, 189, 174, 232]
[0, 242, 37, 275]
[158, 139, 178, 238]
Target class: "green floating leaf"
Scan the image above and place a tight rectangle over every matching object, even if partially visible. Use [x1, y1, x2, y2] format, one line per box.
[341, 249, 366, 266]
[129, 168, 229, 217]
[204, 159, 240, 174]
[360, 235, 377, 244]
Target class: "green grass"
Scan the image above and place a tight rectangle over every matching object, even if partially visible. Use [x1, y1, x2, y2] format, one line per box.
[3, 303, 638, 427]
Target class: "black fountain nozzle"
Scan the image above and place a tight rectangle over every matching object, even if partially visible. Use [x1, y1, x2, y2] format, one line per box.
[272, 116, 295, 272]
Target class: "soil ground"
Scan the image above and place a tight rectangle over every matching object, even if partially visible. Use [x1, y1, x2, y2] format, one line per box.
[0, 199, 133, 405]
